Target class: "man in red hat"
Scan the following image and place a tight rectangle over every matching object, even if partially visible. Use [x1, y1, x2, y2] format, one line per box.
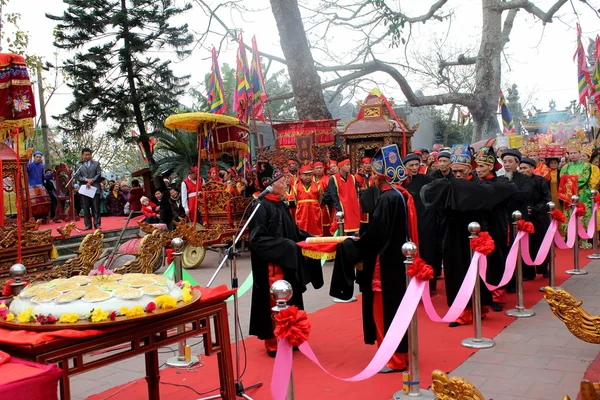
[208, 167, 221, 183]
[294, 164, 323, 236]
[328, 160, 338, 176]
[355, 157, 377, 234]
[329, 155, 361, 236]
[313, 161, 331, 235]
[181, 167, 203, 223]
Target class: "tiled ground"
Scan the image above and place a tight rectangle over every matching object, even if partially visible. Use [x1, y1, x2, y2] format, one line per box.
[66, 249, 599, 400]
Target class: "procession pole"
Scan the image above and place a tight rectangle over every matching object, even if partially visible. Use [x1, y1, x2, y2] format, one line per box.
[393, 243, 434, 399]
[587, 190, 600, 260]
[506, 210, 535, 318]
[270, 280, 296, 400]
[540, 202, 559, 292]
[166, 238, 197, 368]
[461, 222, 494, 349]
[566, 195, 588, 275]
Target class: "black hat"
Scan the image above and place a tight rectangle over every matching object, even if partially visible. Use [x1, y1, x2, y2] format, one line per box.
[257, 162, 285, 189]
[169, 185, 180, 192]
[421, 148, 430, 154]
[520, 157, 537, 168]
[501, 148, 522, 162]
[438, 151, 451, 160]
[403, 153, 421, 165]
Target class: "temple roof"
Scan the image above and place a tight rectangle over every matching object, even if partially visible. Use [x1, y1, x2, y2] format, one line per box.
[340, 89, 414, 137]
[521, 100, 579, 127]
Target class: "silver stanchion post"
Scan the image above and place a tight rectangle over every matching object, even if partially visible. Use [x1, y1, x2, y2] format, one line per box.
[461, 222, 495, 349]
[506, 211, 535, 318]
[540, 202, 560, 292]
[566, 195, 588, 275]
[587, 190, 600, 260]
[9, 264, 27, 299]
[393, 242, 434, 399]
[336, 211, 345, 236]
[270, 280, 296, 400]
[166, 238, 197, 368]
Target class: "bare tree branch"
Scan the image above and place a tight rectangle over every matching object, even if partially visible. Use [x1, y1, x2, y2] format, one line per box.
[501, 9, 519, 47]
[495, 0, 568, 23]
[268, 60, 478, 109]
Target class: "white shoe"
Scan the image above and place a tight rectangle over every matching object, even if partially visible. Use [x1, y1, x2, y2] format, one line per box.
[332, 296, 357, 303]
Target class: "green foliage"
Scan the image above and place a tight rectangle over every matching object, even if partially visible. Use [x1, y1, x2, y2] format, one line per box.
[150, 129, 231, 182]
[46, 0, 194, 159]
[433, 109, 473, 146]
[0, 0, 40, 68]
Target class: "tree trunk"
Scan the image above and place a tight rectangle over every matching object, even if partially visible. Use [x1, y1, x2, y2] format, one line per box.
[120, 0, 155, 164]
[471, 0, 503, 142]
[269, 0, 332, 120]
[444, 104, 456, 146]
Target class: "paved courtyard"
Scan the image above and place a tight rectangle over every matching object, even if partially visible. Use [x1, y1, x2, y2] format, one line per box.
[67, 248, 600, 400]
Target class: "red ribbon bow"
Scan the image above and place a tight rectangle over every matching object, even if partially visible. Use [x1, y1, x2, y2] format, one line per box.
[516, 220, 535, 234]
[595, 193, 600, 205]
[550, 209, 566, 224]
[470, 231, 495, 256]
[407, 257, 434, 281]
[576, 202, 587, 217]
[274, 306, 311, 346]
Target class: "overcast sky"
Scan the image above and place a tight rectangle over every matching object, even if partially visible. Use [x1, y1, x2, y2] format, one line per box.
[7, 0, 600, 129]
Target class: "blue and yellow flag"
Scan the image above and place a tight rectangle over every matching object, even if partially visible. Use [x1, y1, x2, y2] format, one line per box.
[250, 36, 268, 123]
[233, 33, 251, 121]
[499, 91, 515, 134]
[207, 48, 226, 114]
[592, 35, 600, 108]
[574, 24, 592, 107]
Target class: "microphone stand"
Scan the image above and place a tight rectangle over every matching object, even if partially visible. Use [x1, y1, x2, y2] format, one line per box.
[201, 200, 264, 400]
[66, 163, 84, 187]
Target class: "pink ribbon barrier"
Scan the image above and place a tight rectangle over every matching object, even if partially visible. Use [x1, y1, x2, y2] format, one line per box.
[577, 203, 598, 240]
[554, 211, 578, 250]
[520, 221, 557, 266]
[271, 279, 426, 400]
[421, 252, 479, 322]
[479, 231, 524, 291]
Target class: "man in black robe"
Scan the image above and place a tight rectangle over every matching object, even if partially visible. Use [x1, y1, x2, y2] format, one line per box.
[421, 144, 514, 327]
[330, 144, 416, 372]
[474, 146, 514, 312]
[429, 150, 453, 180]
[520, 157, 552, 278]
[248, 163, 323, 357]
[403, 153, 439, 292]
[501, 149, 535, 290]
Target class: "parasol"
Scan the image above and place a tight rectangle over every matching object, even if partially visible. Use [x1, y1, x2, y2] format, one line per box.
[164, 112, 249, 157]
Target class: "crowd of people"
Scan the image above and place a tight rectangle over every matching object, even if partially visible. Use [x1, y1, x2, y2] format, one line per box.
[243, 133, 599, 373]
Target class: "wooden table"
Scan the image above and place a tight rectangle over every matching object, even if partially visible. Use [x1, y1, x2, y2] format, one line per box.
[0, 291, 236, 400]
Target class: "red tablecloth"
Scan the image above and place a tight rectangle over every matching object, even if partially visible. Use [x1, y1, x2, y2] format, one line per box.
[0, 285, 235, 346]
[0, 350, 62, 400]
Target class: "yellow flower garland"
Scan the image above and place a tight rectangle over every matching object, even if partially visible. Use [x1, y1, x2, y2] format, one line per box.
[125, 306, 145, 318]
[58, 313, 79, 323]
[17, 307, 33, 323]
[156, 294, 177, 309]
[120, 306, 129, 316]
[87, 308, 109, 323]
[5, 313, 14, 322]
[181, 287, 193, 303]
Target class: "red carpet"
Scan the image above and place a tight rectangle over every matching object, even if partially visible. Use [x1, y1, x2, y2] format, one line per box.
[89, 248, 592, 400]
[579, 344, 600, 400]
[42, 216, 143, 238]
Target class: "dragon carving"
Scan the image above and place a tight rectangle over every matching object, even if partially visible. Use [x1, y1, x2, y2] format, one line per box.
[431, 370, 486, 400]
[543, 287, 600, 344]
[113, 230, 163, 275]
[52, 230, 104, 278]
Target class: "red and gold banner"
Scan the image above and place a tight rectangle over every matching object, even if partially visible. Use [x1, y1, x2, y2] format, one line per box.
[558, 175, 578, 204]
[273, 119, 338, 150]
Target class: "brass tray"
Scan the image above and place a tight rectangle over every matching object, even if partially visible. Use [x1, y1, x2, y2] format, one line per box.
[0, 289, 202, 331]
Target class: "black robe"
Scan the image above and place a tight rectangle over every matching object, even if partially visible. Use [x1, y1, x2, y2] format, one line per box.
[525, 174, 551, 277]
[330, 186, 410, 352]
[248, 196, 323, 340]
[420, 178, 515, 307]
[429, 169, 453, 180]
[505, 172, 534, 221]
[405, 174, 439, 276]
[475, 175, 515, 286]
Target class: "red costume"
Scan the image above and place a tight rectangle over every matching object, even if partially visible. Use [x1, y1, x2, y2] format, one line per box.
[183, 177, 199, 222]
[294, 178, 322, 236]
[329, 162, 361, 235]
[355, 158, 374, 225]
